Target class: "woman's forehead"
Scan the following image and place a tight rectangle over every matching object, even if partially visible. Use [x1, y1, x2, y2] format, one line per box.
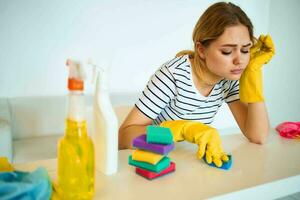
[214, 25, 251, 46]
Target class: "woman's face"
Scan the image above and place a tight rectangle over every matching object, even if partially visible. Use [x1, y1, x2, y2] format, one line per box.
[200, 24, 252, 81]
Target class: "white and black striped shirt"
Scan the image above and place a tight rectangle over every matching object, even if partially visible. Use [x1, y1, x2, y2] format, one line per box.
[135, 55, 240, 125]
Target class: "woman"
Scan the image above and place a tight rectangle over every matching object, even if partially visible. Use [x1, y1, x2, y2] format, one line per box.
[119, 2, 275, 166]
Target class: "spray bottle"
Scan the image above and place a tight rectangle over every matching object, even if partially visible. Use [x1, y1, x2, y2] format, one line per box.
[57, 59, 95, 199]
[88, 59, 118, 175]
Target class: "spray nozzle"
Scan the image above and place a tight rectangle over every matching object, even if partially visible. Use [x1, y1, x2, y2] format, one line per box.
[87, 58, 109, 90]
[87, 58, 105, 85]
[66, 59, 86, 91]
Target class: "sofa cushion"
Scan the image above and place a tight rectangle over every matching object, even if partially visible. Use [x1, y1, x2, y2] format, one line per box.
[12, 104, 133, 164]
[13, 135, 61, 164]
[9, 94, 137, 140]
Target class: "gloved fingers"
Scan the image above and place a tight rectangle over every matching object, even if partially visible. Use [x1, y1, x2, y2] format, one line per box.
[196, 132, 211, 159]
[205, 150, 213, 164]
[250, 36, 263, 55]
[258, 34, 267, 44]
[261, 34, 275, 53]
[259, 34, 275, 65]
[206, 143, 219, 155]
[249, 50, 274, 70]
[206, 147, 228, 167]
[251, 35, 275, 54]
[221, 154, 229, 162]
[207, 144, 228, 163]
[250, 34, 275, 68]
[212, 155, 223, 168]
[206, 138, 222, 153]
[197, 140, 208, 159]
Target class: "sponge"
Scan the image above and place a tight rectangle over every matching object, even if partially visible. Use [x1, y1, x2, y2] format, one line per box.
[203, 155, 232, 170]
[135, 162, 176, 180]
[0, 157, 14, 172]
[133, 134, 174, 155]
[146, 125, 173, 144]
[132, 149, 164, 165]
[128, 155, 170, 173]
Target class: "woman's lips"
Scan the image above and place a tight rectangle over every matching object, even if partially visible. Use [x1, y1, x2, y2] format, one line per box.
[230, 68, 244, 74]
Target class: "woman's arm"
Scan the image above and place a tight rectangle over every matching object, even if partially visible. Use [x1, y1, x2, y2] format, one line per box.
[230, 35, 274, 144]
[228, 100, 270, 144]
[118, 106, 153, 150]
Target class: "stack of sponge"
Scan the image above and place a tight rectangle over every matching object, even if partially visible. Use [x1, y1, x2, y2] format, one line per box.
[128, 125, 176, 180]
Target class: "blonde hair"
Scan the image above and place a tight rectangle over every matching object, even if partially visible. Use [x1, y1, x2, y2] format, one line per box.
[177, 2, 254, 83]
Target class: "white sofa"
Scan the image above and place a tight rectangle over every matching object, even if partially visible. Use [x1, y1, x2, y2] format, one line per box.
[0, 93, 239, 164]
[0, 94, 137, 164]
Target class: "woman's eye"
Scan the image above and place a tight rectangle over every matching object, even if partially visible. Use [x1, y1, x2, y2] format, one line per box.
[241, 49, 249, 54]
[221, 51, 231, 55]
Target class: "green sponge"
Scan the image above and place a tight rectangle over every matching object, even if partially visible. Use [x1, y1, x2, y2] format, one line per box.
[146, 125, 173, 144]
[128, 156, 170, 173]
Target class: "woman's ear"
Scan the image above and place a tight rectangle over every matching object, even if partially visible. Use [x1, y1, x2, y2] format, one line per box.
[196, 42, 206, 60]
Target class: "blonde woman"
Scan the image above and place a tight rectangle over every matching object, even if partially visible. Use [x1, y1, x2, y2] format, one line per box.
[119, 2, 275, 167]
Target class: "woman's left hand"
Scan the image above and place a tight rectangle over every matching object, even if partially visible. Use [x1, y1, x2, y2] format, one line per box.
[248, 34, 275, 70]
[239, 34, 275, 103]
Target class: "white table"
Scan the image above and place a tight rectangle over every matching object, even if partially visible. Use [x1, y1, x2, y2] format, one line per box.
[14, 130, 300, 200]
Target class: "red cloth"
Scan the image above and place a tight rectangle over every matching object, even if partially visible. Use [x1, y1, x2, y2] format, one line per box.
[276, 122, 300, 139]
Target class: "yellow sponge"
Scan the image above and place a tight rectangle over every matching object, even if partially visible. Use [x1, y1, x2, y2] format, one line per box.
[0, 157, 14, 172]
[132, 149, 164, 165]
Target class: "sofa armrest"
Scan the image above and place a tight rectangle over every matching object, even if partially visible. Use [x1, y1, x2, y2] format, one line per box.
[0, 98, 13, 162]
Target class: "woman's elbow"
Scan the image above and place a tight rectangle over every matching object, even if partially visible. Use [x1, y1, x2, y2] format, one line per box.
[249, 137, 266, 145]
[248, 128, 269, 145]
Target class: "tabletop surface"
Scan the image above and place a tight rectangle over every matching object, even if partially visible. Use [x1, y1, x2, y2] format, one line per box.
[14, 130, 300, 200]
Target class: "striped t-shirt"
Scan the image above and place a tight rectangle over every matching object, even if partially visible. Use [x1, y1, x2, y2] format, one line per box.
[135, 55, 240, 125]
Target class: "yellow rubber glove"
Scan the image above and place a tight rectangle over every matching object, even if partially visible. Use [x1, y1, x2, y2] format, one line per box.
[239, 34, 275, 102]
[160, 120, 228, 167]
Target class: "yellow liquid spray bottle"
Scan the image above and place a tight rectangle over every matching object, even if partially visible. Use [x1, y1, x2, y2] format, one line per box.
[57, 59, 95, 199]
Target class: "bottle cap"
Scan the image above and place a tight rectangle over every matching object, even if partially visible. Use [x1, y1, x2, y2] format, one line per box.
[66, 59, 85, 91]
[68, 78, 84, 91]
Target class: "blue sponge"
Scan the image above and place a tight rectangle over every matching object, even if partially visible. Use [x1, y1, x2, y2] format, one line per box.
[203, 155, 232, 170]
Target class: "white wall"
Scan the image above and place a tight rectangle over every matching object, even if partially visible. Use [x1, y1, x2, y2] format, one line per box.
[265, 0, 300, 127]
[0, 0, 269, 96]
[4, 0, 297, 130]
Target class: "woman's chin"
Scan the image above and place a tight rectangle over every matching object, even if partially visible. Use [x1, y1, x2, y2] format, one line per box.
[226, 74, 242, 81]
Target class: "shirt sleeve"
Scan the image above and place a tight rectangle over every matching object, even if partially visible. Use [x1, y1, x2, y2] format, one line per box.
[224, 80, 240, 103]
[135, 64, 177, 119]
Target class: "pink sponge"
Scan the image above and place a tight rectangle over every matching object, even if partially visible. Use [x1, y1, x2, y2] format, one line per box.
[135, 162, 176, 180]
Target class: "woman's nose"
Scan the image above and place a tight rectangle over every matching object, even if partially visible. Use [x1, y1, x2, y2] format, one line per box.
[233, 52, 242, 65]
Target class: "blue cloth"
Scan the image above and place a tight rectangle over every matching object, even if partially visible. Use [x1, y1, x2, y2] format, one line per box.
[0, 167, 52, 200]
[203, 155, 233, 170]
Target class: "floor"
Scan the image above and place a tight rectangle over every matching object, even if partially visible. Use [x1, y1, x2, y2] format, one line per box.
[277, 192, 300, 200]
